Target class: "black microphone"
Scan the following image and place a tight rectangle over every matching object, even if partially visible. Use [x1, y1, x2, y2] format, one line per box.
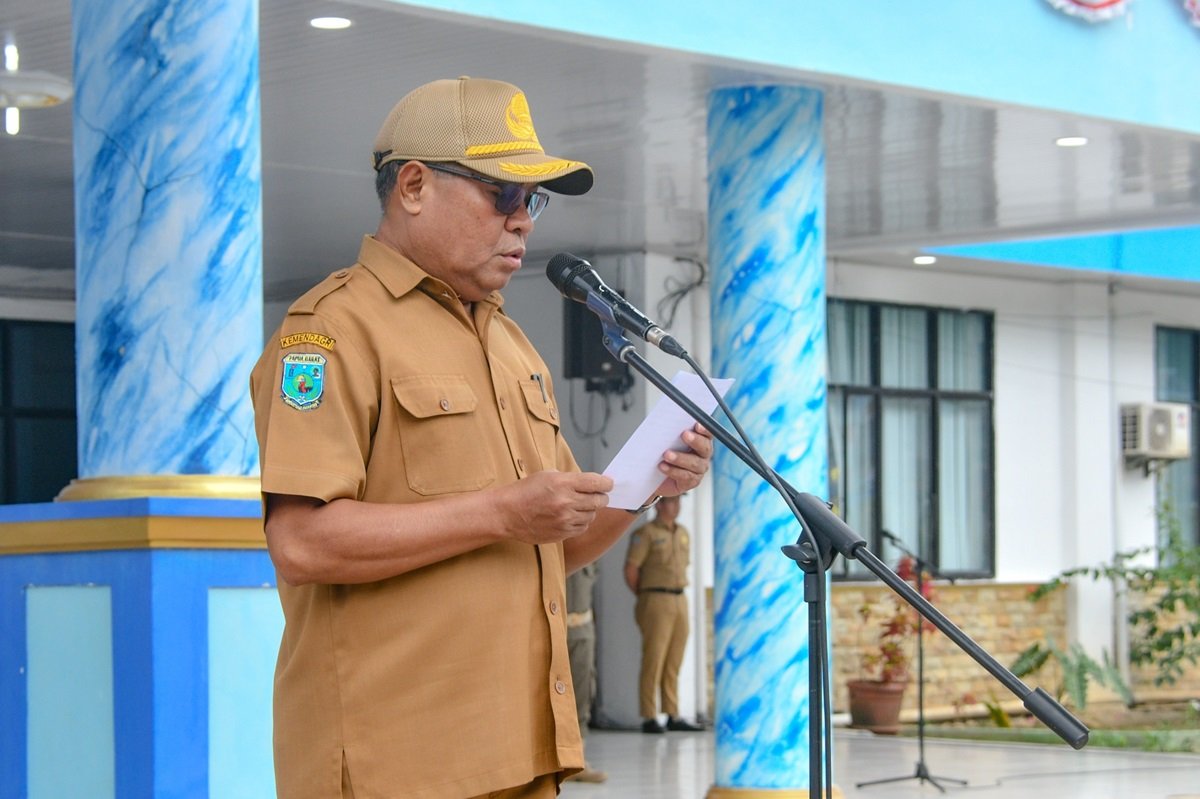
[546, 253, 687, 358]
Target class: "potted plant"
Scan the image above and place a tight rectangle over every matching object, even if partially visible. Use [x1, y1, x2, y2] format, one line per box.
[846, 556, 932, 734]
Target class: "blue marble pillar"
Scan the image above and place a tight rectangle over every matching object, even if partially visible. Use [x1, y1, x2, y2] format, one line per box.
[707, 85, 828, 792]
[71, 0, 262, 482]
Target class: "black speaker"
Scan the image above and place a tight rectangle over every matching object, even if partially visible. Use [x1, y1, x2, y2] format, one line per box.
[562, 297, 632, 393]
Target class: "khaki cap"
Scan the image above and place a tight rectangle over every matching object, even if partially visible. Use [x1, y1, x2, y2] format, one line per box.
[372, 76, 593, 195]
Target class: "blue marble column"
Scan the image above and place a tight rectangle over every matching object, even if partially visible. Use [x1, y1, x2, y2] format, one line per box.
[707, 85, 828, 793]
[71, 0, 262, 484]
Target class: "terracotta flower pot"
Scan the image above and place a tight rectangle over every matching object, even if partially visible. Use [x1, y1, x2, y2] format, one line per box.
[846, 679, 906, 734]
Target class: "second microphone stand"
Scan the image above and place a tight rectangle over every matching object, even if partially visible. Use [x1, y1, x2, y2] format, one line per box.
[855, 534, 966, 792]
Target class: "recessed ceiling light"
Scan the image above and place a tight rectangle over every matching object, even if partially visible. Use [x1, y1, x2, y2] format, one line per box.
[1055, 136, 1088, 148]
[310, 16, 352, 30]
[913, 255, 937, 266]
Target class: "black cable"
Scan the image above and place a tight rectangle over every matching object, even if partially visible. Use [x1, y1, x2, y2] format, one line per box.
[656, 257, 707, 329]
[567, 379, 611, 441]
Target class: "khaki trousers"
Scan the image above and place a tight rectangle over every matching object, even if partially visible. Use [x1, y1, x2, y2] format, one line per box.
[634, 591, 689, 718]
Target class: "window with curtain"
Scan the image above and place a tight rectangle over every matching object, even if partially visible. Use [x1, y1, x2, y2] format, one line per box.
[1155, 327, 1199, 547]
[827, 299, 994, 578]
[0, 320, 77, 504]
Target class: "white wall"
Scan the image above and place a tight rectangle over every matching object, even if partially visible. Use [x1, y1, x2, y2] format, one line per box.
[0, 298, 74, 323]
[829, 258, 1200, 660]
[508, 252, 714, 727]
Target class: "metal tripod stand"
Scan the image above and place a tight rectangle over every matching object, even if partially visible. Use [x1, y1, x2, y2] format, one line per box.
[856, 536, 967, 793]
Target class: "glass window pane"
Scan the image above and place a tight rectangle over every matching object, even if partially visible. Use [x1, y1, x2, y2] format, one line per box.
[828, 300, 871, 386]
[938, 311, 988, 391]
[1156, 328, 1196, 403]
[13, 417, 77, 503]
[10, 322, 75, 410]
[841, 393, 876, 578]
[1158, 457, 1198, 548]
[828, 388, 844, 513]
[880, 397, 933, 564]
[939, 399, 992, 571]
[880, 307, 928, 389]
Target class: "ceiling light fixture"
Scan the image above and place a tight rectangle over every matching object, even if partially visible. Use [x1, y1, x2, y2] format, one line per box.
[0, 46, 73, 111]
[1055, 136, 1088, 148]
[310, 16, 352, 30]
[0, 70, 74, 108]
[913, 255, 938, 266]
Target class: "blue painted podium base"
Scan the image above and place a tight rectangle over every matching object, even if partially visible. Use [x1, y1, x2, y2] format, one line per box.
[0, 499, 281, 799]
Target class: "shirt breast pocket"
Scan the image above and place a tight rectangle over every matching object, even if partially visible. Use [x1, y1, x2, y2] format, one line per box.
[519, 378, 561, 470]
[391, 375, 495, 495]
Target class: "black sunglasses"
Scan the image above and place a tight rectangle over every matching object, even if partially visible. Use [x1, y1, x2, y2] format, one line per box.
[422, 161, 550, 221]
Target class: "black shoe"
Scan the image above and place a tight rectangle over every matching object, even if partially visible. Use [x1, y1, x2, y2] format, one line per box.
[666, 716, 703, 732]
[641, 718, 665, 734]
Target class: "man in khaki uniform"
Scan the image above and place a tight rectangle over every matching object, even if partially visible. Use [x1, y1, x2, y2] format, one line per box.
[624, 495, 704, 734]
[250, 77, 713, 799]
[564, 563, 606, 783]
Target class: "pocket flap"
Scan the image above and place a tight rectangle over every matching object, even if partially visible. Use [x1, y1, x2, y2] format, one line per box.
[392, 375, 478, 419]
[520, 379, 560, 426]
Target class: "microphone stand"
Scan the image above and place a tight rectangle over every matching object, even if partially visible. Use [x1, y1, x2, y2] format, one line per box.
[594, 323, 1090, 799]
[855, 533, 966, 792]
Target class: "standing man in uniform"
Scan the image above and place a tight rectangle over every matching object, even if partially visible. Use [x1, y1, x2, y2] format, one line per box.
[564, 563, 606, 783]
[625, 494, 705, 733]
[250, 76, 713, 799]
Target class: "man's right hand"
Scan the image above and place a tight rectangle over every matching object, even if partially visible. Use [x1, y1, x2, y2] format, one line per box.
[497, 470, 614, 545]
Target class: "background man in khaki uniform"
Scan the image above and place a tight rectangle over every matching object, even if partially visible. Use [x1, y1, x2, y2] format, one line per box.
[250, 77, 713, 799]
[624, 494, 705, 734]
[564, 563, 606, 783]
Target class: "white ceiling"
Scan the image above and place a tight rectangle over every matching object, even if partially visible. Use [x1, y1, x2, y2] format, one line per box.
[3, 0, 1200, 303]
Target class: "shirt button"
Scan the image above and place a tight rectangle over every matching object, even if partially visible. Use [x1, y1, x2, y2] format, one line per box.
[439, 399, 450, 411]
[517, 458, 525, 471]
[499, 398, 507, 410]
[334, 270, 348, 278]
[555, 680, 567, 695]
[549, 407, 557, 419]
[549, 600, 559, 614]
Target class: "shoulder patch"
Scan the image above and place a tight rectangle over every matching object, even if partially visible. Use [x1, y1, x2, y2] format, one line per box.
[280, 332, 335, 351]
[281, 353, 326, 410]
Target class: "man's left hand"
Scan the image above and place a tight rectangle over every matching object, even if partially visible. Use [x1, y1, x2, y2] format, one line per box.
[653, 423, 714, 498]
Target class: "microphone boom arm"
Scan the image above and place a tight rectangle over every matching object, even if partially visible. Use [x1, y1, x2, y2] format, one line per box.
[601, 325, 1089, 751]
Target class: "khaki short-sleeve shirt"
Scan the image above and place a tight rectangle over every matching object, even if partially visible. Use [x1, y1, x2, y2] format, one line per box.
[625, 519, 691, 591]
[250, 236, 583, 799]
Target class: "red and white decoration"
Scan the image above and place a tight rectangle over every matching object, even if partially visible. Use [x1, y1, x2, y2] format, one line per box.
[1187, 0, 1200, 27]
[1045, 0, 1132, 22]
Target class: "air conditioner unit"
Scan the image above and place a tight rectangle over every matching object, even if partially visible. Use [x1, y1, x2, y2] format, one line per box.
[1120, 402, 1192, 462]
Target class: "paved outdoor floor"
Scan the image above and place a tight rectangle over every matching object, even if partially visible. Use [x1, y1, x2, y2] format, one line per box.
[561, 727, 1200, 799]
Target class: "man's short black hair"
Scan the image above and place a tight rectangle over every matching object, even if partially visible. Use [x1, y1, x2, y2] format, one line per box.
[375, 160, 403, 212]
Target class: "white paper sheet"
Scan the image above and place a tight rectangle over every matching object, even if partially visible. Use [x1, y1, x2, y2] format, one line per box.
[602, 371, 733, 509]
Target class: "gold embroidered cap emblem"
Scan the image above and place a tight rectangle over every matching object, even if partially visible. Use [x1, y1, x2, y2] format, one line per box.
[504, 93, 540, 145]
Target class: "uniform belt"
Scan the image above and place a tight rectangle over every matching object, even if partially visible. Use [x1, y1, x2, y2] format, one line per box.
[641, 587, 684, 595]
[566, 609, 593, 628]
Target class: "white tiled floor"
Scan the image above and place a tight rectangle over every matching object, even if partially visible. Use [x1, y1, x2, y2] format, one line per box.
[562, 727, 1200, 799]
